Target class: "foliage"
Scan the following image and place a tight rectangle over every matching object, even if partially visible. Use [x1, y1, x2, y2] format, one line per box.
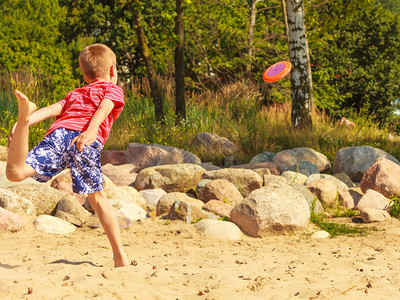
[306, 0, 400, 123]
[0, 0, 76, 98]
[389, 195, 400, 218]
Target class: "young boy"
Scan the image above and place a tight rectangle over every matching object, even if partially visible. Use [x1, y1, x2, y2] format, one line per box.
[6, 44, 129, 267]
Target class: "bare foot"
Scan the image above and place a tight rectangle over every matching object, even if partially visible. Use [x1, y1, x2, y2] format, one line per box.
[114, 253, 130, 268]
[14, 90, 36, 122]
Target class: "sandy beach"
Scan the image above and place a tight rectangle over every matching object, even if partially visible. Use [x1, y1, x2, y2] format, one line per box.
[1, 215, 400, 300]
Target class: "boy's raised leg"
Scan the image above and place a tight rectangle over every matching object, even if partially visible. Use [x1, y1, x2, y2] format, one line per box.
[88, 190, 129, 267]
[6, 90, 37, 182]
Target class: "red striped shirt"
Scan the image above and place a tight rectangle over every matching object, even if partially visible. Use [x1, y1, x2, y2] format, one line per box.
[46, 81, 124, 145]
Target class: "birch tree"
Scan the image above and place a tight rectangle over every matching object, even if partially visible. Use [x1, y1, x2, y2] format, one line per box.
[175, 0, 186, 123]
[287, 0, 312, 129]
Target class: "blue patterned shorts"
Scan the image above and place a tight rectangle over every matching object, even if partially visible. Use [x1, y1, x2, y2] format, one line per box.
[26, 128, 104, 194]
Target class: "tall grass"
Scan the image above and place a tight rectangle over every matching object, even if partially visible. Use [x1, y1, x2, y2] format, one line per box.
[1, 67, 400, 166]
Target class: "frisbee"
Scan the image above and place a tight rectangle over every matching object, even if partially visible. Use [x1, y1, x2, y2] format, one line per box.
[263, 61, 292, 82]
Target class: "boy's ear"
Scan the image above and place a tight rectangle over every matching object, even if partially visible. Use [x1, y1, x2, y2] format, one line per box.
[110, 65, 116, 77]
[83, 76, 90, 84]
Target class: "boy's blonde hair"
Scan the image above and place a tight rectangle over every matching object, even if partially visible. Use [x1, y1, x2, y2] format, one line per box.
[79, 44, 116, 81]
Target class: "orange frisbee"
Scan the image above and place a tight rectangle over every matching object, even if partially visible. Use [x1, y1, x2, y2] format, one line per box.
[263, 61, 292, 82]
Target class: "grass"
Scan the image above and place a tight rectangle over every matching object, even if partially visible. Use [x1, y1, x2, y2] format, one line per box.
[389, 195, 400, 218]
[2, 67, 400, 167]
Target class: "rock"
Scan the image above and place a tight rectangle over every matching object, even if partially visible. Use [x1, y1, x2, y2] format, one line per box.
[192, 132, 238, 156]
[273, 147, 331, 173]
[100, 150, 128, 166]
[0, 188, 36, 216]
[349, 187, 363, 207]
[109, 199, 147, 221]
[230, 162, 281, 175]
[197, 179, 243, 205]
[0, 173, 41, 189]
[102, 163, 138, 186]
[306, 179, 354, 208]
[333, 173, 355, 188]
[202, 200, 233, 218]
[33, 215, 76, 234]
[166, 200, 218, 224]
[0, 207, 26, 232]
[288, 161, 320, 176]
[252, 168, 271, 179]
[49, 169, 86, 205]
[202, 168, 263, 197]
[304, 174, 349, 191]
[311, 231, 331, 239]
[229, 181, 310, 237]
[139, 188, 167, 209]
[360, 208, 391, 223]
[356, 189, 391, 212]
[9, 184, 68, 215]
[360, 158, 400, 198]
[56, 195, 92, 222]
[263, 175, 288, 186]
[195, 179, 212, 198]
[135, 164, 206, 193]
[55, 210, 85, 227]
[0, 161, 6, 174]
[195, 219, 242, 240]
[104, 185, 146, 210]
[198, 163, 221, 171]
[333, 146, 399, 182]
[156, 192, 204, 216]
[281, 171, 308, 185]
[249, 151, 275, 164]
[291, 183, 324, 215]
[125, 143, 201, 173]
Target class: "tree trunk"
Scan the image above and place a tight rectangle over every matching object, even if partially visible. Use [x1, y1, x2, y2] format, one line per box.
[247, 0, 257, 76]
[131, 6, 164, 122]
[175, 0, 186, 123]
[287, 0, 312, 130]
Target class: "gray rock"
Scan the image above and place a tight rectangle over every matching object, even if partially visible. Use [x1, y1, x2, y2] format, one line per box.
[291, 183, 324, 215]
[273, 147, 331, 173]
[193, 132, 238, 156]
[249, 151, 275, 164]
[230, 181, 310, 237]
[135, 164, 206, 193]
[333, 173, 355, 188]
[195, 219, 242, 240]
[333, 146, 399, 182]
[288, 161, 320, 176]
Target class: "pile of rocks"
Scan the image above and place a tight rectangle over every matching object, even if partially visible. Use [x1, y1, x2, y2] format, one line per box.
[1, 132, 399, 241]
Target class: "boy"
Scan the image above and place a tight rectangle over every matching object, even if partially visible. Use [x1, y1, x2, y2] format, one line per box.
[6, 44, 129, 267]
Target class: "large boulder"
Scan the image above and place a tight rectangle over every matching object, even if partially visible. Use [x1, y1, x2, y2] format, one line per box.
[0, 207, 26, 232]
[49, 169, 87, 205]
[100, 150, 128, 166]
[356, 189, 391, 212]
[202, 168, 263, 197]
[306, 179, 354, 208]
[125, 143, 201, 173]
[249, 151, 275, 164]
[33, 215, 76, 234]
[104, 185, 146, 210]
[202, 200, 233, 218]
[304, 174, 349, 191]
[333, 146, 399, 182]
[229, 181, 310, 237]
[8, 184, 68, 215]
[192, 132, 238, 156]
[55, 195, 92, 226]
[0, 188, 36, 216]
[272, 147, 331, 173]
[197, 179, 243, 205]
[360, 157, 400, 198]
[135, 164, 206, 193]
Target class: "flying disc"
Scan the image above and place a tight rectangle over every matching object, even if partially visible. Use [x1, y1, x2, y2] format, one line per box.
[263, 61, 292, 82]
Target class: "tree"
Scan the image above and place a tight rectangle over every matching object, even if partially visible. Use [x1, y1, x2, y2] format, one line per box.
[175, 0, 186, 122]
[287, 0, 312, 129]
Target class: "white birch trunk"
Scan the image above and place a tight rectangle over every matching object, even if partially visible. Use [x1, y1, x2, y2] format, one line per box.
[287, 0, 312, 130]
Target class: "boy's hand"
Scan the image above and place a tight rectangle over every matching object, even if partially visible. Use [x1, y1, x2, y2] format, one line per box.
[70, 129, 98, 152]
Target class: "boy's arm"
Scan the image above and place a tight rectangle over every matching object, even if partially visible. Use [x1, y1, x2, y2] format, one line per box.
[71, 98, 115, 152]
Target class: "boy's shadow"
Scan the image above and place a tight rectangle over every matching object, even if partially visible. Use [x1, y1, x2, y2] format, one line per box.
[49, 259, 102, 267]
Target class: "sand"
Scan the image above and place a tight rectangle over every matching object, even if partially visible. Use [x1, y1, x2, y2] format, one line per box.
[1, 216, 400, 300]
